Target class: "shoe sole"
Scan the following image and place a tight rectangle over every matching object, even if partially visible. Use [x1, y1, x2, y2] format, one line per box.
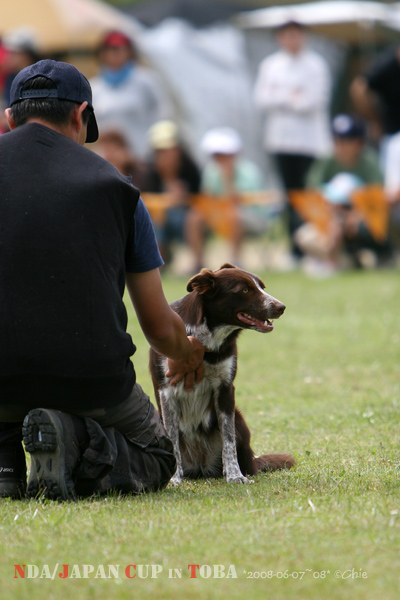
[0, 481, 26, 499]
[22, 409, 75, 501]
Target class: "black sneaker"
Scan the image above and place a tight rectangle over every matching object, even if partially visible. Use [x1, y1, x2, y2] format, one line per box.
[22, 409, 87, 501]
[0, 443, 27, 499]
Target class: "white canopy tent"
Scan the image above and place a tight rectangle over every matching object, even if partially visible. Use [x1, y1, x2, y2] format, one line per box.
[385, 2, 400, 33]
[234, 1, 399, 44]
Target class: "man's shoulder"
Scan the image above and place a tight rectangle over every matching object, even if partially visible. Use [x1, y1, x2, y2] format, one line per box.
[47, 127, 134, 185]
[81, 148, 141, 198]
[1, 123, 136, 190]
[0, 123, 31, 146]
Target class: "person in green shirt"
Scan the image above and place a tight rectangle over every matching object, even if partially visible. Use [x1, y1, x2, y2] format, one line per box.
[306, 114, 382, 191]
[296, 114, 390, 275]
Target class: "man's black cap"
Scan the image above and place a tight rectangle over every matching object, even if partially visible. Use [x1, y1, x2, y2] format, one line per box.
[9, 59, 99, 143]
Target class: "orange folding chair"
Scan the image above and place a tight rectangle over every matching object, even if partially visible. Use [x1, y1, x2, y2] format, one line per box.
[351, 185, 389, 242]
[289, 190, 334, 234]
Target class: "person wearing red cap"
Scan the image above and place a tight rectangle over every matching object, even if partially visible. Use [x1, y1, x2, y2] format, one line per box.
[90, 30, 171, 160]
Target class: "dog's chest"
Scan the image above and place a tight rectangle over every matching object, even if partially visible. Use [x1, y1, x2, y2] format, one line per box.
[161, 355, 236, 434]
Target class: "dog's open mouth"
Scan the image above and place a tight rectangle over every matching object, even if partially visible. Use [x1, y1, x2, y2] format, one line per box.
[237, 312, 274, 332]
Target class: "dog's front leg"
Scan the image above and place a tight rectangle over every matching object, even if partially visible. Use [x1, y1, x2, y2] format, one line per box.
[215, 386, 249, 484]
[159, 390, 184, 486]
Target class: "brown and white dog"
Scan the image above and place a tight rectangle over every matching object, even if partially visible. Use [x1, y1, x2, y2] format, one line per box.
[150, 263, 295, 485]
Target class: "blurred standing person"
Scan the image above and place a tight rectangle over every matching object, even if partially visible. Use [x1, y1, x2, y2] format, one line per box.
[90, 31, 170, 159]
[382, 131, 400, 256]
[254, 20, 332, 260]
[350, 46, 400, 169]
[351, 43, 400, 258]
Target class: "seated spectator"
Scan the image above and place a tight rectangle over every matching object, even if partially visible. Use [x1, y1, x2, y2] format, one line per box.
[94, 128, 149, 191]
[2, 27, 40, 107]
[90, 30, 170, 160]
[200, 127, 269, 265]
[142, 120, 204, 271]
[383, 132, 400, 257]
[297, 114, 390, 274]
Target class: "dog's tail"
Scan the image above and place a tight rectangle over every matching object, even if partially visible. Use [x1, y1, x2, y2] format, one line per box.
[255, 453, 295, 472]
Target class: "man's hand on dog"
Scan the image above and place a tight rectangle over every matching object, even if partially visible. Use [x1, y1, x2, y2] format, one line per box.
[166, 336, 205, 391]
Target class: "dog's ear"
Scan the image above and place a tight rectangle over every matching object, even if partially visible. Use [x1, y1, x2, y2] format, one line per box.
[187, 269, 217, 295]
[217, 262, 236, 271]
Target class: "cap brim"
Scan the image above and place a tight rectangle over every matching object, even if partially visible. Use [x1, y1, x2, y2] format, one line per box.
[86, 110, 99, 143]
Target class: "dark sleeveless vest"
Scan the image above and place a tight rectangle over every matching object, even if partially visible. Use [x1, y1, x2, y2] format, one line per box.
[0, 123, 140, 407]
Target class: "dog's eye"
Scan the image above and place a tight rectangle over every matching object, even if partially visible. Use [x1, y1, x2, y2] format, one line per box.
[242, 288, 249, 294]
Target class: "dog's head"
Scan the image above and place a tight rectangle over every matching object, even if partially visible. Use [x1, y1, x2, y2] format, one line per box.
[187, 263, 285, 333]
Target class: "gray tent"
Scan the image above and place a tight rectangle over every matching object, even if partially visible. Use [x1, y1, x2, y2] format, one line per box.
[124, 0, 257, 28]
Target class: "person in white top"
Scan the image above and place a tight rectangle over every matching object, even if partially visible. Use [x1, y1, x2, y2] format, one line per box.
[384, 132, 400, 202]
[90, 31, 171, 160]
[254, 20, 332, 257]
[383, 132, 400, 252]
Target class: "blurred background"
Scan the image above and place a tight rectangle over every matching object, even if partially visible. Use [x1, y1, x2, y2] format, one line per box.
[3, 0, 400, 162]
[2, 0, 400, 275]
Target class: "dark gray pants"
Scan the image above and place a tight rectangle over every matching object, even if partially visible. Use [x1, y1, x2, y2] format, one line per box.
[0, 384, 176, 496]
[273, 152, 315, 257]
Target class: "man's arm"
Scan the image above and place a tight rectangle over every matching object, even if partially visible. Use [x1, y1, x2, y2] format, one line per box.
[288, 58, 331, 114]
[126, 269, 204, 389]
[253, 59, 291, 111]
[350, 76, 382, 141]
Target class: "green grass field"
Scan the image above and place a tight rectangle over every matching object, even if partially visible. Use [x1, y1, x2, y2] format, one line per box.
[1, 267, 399, 600]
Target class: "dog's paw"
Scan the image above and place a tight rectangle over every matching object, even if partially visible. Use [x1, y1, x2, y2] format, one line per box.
[226, 474, 251, 484]
[169, 475, 183, 487]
